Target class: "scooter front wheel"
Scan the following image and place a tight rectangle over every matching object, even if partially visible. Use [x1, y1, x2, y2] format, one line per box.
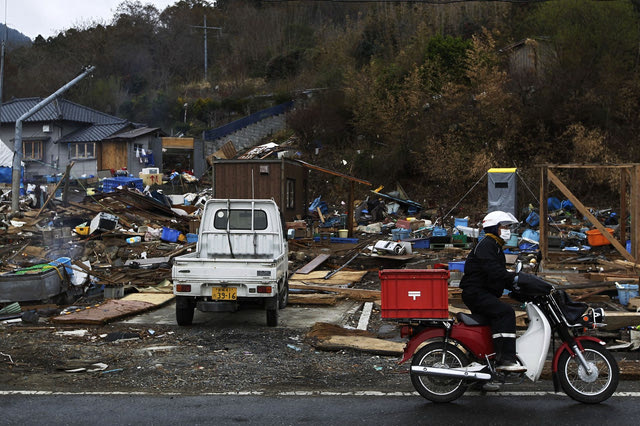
[410, 342, 469, 403]
[557, 340, 619, 404]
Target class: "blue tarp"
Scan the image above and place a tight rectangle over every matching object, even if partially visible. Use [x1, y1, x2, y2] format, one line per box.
[0, 166, 22, 185]
[0, 167, 11, 183]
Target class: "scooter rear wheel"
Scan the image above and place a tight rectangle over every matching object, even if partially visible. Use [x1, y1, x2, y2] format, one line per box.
[410, 342, 469, 403]
[557, 340, 619, 404]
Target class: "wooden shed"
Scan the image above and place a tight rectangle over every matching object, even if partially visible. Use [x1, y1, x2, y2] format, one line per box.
[212, 158, 308, 221]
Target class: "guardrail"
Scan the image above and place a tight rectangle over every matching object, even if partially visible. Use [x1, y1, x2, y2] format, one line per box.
[203, 101, 294, 141]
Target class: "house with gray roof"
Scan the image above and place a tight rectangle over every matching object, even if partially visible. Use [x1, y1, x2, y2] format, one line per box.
[0, 98, 165, 181]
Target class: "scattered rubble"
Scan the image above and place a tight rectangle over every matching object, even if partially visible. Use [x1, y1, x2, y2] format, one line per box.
[2, 168, 640, 393]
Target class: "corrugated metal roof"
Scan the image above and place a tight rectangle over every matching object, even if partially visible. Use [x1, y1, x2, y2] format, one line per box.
[58, 123, 131, 143]
[0, 98, 126, 125]
[104, 127, 163, 140]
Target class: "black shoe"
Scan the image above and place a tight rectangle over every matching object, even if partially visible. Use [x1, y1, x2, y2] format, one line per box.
[496, 361, 526, 373]
[481, 382, 501, 392]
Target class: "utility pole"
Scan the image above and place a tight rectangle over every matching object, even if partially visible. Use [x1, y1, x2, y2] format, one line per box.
[191, 15, 221, 82]
[0, 0, 8, 127]
[11, 66, 95, 212]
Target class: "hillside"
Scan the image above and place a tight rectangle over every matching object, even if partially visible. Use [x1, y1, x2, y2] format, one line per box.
[0, 0, 637, 210]
[0, 23, 31, 46]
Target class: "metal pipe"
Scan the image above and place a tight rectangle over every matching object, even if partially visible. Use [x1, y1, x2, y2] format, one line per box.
[571, 344, 593, 375]
[11, 66, 95, 212]
[410, 365, 492, 381]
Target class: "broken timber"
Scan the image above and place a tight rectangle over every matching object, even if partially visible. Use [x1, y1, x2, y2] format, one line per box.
[289, 282, 380, 302]
[306, 322, 404, 355]
[296, 254, 330, 274]
[290, 270, 368, 285]
[51, 293, 174, 325]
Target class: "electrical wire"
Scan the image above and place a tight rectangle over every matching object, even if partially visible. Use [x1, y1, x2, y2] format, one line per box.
[443, 172, 487, 220]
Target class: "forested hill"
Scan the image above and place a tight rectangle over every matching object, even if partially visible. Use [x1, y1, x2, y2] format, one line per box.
[0, 24, 31, 46]
[2, 0, 638, 209]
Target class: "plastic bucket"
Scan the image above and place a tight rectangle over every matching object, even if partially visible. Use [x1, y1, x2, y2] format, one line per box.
[338, 229, 349, 238]
[161, 226, 181, 242]
[48, 257, 73, 277]
[617, 284, 639, 306]
[448, 261, 465, 272]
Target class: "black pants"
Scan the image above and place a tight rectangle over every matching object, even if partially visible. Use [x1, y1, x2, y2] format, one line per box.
[462, 288, 517, 363]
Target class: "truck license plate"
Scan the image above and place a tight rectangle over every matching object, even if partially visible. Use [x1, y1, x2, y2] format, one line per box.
[211, 287, 237, 300]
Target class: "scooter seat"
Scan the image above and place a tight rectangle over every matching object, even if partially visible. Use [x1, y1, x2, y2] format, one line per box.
[457, 312, 490, 326]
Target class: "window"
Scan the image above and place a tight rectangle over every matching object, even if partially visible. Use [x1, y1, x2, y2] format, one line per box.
[214, 209, 268, 230]
[23, 141, 43, 160]
[286, 178, 295, 209]
[70, 142, 96, 159]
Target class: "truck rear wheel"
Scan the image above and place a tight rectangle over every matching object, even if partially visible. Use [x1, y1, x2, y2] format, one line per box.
[176, 296, 195, 326]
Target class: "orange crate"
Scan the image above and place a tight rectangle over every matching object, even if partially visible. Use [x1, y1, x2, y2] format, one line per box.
[379, 269, 449, 319]
[586, 228, 614, 247]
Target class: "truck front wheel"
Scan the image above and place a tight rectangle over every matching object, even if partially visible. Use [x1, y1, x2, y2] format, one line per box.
[176, 296, 195, 326]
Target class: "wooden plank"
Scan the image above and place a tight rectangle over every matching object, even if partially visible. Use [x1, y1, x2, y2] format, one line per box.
[357, 302, 373, 330]
[587, 273, 638, 282]
[602, 312, 640, 330]
[162, 137, 194, 149]
[290, 282, 380, 302]
[290, 270, 367, 285]
[295, 254, 330, 274]
[121, 293, 175, 305]
[51, 299, 156, 325]
[288, 293, 342, 305]
[312, 335, 404, 355]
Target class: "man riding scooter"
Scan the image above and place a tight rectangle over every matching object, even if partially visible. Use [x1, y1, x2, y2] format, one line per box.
[460, 210, 526, 373]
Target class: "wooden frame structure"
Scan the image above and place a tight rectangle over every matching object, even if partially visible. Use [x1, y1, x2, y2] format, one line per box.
[297, 160, 372, 237]
[539, 164, 640, 265]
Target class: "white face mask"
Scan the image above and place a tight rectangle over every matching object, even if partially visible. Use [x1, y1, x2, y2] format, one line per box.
[500, 229, 511, 241]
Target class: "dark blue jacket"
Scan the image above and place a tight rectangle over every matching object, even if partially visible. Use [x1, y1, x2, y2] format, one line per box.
[459, 234, 516, 298]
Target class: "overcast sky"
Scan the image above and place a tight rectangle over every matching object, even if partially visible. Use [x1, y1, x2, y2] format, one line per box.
[3, 0, 177, 40]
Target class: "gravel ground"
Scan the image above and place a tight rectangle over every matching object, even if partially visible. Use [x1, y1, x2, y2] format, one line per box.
[0, 319, 411, 395]
[2, 258, 638, 395]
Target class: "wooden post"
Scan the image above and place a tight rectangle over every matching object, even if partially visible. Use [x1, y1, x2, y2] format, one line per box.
[539, 166, 548, 265]
[348, 181, 355, 238]
[548, 169, 634, 262]
[35, 161, 75, 219]
[620, 167, 628, 249]
[61, 161, 75, 206]
[632, 165, 640, 263]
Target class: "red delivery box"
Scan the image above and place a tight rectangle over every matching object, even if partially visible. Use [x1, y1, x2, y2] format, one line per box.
[379, 269, 449, 319]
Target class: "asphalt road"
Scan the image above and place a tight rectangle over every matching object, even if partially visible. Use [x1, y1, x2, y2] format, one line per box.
[2, 392, 640, 425]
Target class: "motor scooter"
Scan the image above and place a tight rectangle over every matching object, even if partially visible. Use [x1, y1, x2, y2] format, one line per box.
[396, 262, 619, 403]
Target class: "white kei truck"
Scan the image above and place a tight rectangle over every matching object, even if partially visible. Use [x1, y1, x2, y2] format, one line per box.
[172, 199, 289, 326]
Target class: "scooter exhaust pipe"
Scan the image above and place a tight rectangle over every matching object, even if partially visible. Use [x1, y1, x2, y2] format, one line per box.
[411, 365, 492, 381]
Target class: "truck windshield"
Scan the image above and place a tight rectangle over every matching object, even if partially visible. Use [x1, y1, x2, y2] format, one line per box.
[214, 209, 268, 230]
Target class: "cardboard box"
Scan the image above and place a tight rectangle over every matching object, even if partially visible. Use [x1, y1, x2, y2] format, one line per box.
[139, 173, 163, 186]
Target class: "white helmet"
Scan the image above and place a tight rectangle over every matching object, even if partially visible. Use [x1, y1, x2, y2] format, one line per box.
[482, 211, 518, 228]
